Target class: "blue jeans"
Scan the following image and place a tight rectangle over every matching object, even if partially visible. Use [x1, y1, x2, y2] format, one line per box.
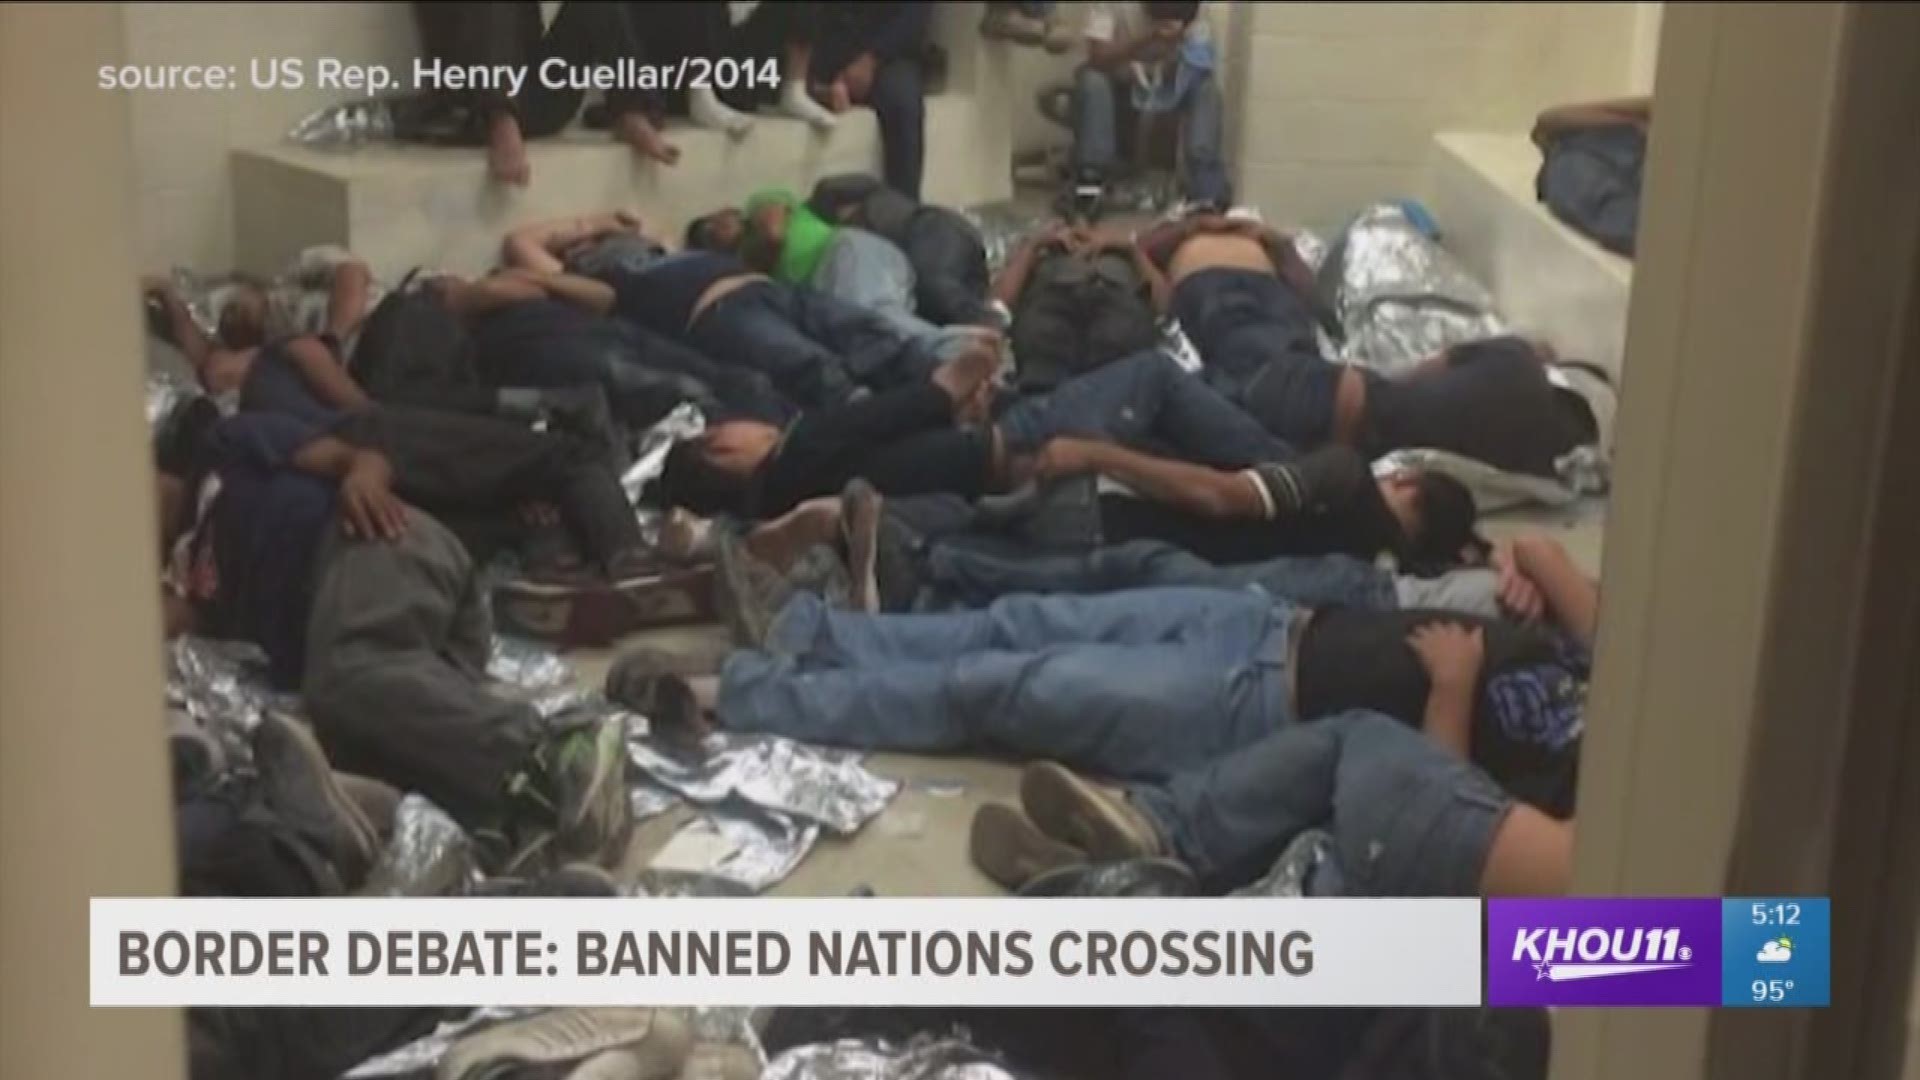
[717, 588, 1297, 779]
[998, 350, 1292, 464]
[688, 281, 941, 410]
[1130, 711, 1513, 895]
[472, 299, 791, 424]
[1172, 269, 1343, 448]
[927, 540, 1400, 611]
[1072, 65, 1230, 205]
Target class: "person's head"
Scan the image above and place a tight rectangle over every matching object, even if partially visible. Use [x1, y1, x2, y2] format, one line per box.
[1378, 467, 1487, 574]
[215, 276, 271, 349]
[686, 209, 746, 253]
[657, 421, 781, 516]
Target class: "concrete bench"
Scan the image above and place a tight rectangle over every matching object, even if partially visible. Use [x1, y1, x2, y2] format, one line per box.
[231, 5, 1017, 280]
[1425, 131, 1634, 377]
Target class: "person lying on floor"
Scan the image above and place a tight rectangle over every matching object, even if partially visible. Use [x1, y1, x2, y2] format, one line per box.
[970, 531, 1597, 896]
[806, 172, 995, 327]
[692, 189, 994, 355]
[156, 409, 635, 873]
[439, 263, 790, 426]
[994, 222, 1164, 393]
[657, 349, 1482, 580]
[609, 526, 1593, 809]
[1137, 212, 1609, 477]
[506, 241, 954, 411]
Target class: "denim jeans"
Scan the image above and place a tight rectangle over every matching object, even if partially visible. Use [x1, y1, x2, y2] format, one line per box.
[1130, 711, 1513, 894]
[1071, 65, 1230, 204]
[927, 540, 1401, 611]
[717, 588, 1297, 779]
[869, 56, 926, 200]
[998, 350, 1292, 464]
[689, 281, 942, 410]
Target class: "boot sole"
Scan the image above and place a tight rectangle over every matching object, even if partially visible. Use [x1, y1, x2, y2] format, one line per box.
[259, 713, 381, 876]
[1020, 762, 1161, 863]
[968, 804, 1086, 891]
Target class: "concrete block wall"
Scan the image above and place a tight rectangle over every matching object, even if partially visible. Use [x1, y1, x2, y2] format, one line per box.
[1226, 1, 1654, 230]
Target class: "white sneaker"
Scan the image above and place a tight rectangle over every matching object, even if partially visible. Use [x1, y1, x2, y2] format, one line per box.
[435, 1008, 691, 1080]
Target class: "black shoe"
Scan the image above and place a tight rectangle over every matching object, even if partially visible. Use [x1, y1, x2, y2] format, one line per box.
[253, 712, 383, 889]
[872, 509, 928, 613]
[604, 649, 709, 749]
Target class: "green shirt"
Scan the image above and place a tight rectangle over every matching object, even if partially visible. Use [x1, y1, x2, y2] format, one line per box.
[747, 188, 837, 284]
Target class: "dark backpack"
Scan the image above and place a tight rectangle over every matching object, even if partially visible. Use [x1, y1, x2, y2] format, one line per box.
[347, 269, 477, 401]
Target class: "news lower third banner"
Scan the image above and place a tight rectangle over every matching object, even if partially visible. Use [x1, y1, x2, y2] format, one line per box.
[90, 896, 1829, 1009]
[91, 897, 1482, 1008]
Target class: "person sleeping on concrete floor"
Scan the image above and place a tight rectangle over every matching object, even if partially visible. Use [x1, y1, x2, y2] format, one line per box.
[153, 407, 637, 878]
[499, 234, 970, 413]
[1136, 211, 1614, 478]
[652, 347, 1479, 581]
[605, 504, 1591, 816]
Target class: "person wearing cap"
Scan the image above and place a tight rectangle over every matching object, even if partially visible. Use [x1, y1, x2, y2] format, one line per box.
[1137, 211, 1614, 479]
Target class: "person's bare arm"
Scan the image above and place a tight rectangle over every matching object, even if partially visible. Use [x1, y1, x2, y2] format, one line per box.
[1510, 533, 1601, 646]
[1480, 805, 1573, 896]
[1122, 239, 1171, 312]
[1407, 622, 1485, 760]
[526, 270, 619, 316]
[1532, 96, 1653, 146]
[1036, 437, 1266, 519]
[325, 257, 374, 340]
[285, 336, 371, 412]
[502, 212, 630, 273]
[1086, 15, 1180, 71]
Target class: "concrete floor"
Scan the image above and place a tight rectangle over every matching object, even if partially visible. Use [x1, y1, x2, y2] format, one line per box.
[576, 499, 1609, 900]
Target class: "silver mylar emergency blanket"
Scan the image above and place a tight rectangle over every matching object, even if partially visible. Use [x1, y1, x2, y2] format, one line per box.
[166, 636, 288, 770]
[346, 1007, 764, 1078]
[1374, 447, 1608, 513]
[287, 95, 399, 149]
[360, 795, 482, 898]
[1318, 203, 1508, 377]
[958, 202, 1056, 276]
[763, 1034, 1022, 1080]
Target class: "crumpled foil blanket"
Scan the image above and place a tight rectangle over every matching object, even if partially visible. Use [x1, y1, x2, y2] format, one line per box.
[153, 245, 386, 348]
[763, 1033, 1023, 1080]
[345, 1006, 766, 1078]
[957, 202, 1056, 276]
[1317, 202, 1509, 377]
[165, 636, 292, 772]
[1375, 447, 1608, 513]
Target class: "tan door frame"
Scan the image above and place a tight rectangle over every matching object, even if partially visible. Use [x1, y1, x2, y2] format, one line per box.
[1556, 4, 1920, 1079]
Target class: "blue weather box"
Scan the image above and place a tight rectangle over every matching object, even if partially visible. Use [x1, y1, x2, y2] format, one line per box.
[1721, 898, 1830, 1007]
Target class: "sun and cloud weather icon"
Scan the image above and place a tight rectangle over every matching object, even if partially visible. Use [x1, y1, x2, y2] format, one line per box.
[1756, 938, 1793, 964]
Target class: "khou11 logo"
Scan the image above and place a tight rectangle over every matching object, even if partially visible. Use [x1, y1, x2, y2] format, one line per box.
[1486, 899, 1723, 1006]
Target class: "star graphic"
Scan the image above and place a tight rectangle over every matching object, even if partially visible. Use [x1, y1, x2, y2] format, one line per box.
[1534, 961, 1552, 981]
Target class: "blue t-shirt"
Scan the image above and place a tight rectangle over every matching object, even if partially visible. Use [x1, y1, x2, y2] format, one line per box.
[190, 413, 337, 689]
[602, 251, 747, 335]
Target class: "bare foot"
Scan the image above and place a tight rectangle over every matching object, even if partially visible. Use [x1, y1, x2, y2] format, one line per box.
[613, 113, 680, 166]
[932, 340, 1003, 416]
[486, 113, 531, 186]
[745, 500, 842, 571]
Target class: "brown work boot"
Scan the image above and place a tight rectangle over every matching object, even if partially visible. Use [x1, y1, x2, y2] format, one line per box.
[1020, 761, 1167, 862]
[969, 803, 1087, 890]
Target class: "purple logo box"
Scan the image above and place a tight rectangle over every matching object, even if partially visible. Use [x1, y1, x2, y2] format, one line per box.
[1486, 899, 1722, 1007]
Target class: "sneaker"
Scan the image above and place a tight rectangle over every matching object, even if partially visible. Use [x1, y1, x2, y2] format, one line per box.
[434, 1008, 691, 1080]
[1019, 761, 1166, 862]
[496, 559, 709, 650]
[675, 1041, 763, 1080]
[968, 803, 1087, 891]
[979, 6, 1047, 45]
[840, 480, 882, 615]
[872, 509, 927, 613]
[253, 712, 382, 888]
[604, 650, 710, 748]
[507, 717, 634, 868]
[712, 529, 794, 650]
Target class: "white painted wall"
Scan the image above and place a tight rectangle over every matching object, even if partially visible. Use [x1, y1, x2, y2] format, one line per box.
[1227, 1, 1652, 230]
[121, 2, 416, 271]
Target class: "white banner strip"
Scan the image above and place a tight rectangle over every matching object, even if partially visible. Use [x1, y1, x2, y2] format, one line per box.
[92, 897, 1481, 1008]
